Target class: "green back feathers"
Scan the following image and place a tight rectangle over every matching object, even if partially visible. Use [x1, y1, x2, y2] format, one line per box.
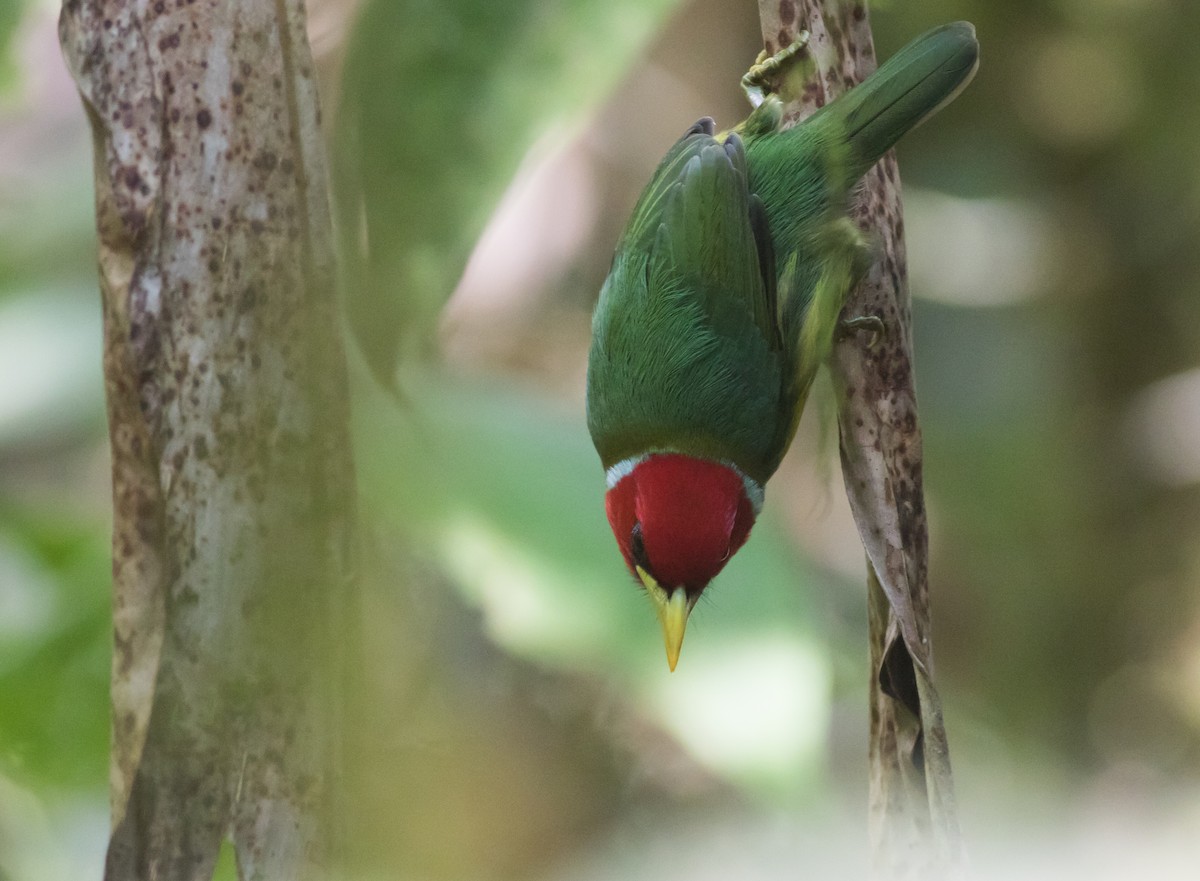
[587, 122, 794, 483]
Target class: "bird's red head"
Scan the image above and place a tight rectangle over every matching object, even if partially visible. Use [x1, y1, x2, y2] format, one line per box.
[604, 452, 761, 669]
[605, 453, 759, 589]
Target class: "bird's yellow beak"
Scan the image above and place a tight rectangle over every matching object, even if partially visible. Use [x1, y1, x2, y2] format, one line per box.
[636, 565, 691, 672]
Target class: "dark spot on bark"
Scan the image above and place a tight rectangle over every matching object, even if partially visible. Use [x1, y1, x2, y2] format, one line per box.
[154, 1, 165, 13]
[194, 436, 208, 460]
[779, 0, 795, 22]
[253, 150, 277, 173]
[249, 219, 265, 235]
[123, 166, 142, 189]
[208, 257, 220, 274]
[211, 216, 222, 230]
[852, 5, 865, 22]
[238, 284, 259, 314]
[114, 630, 132, 674]
[197, 108, 212, 128]
[232, 80, 244, 96]
[777, 29, 790, 51]
[124, 207, 146, 236]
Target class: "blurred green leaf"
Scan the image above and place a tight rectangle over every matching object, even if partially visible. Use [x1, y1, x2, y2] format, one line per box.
[0, 507, 109, 791]
[334, 0, 679, 384]
[0, 0, 29, 92]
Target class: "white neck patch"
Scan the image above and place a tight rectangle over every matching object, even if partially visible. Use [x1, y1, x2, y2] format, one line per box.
[604, 452, 764, 517]
[605, 454, 648, 490]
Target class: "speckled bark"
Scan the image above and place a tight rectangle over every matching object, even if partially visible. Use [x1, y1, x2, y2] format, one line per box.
[753, 1, 961, 877]
[58, 1, 356, 878]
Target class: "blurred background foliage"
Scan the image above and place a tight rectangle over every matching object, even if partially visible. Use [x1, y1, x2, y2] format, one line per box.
[3, 0, 1200, 878]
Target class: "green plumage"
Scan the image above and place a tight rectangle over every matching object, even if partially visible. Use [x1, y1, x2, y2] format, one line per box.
[587, 22, 979, 486]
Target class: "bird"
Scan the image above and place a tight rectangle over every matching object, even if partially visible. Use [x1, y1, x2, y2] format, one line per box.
[585, 22, 979, 670]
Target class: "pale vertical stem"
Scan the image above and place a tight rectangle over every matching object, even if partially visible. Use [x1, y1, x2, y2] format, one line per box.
[751, 1, 962, 877]
[58, 0, 357, 877]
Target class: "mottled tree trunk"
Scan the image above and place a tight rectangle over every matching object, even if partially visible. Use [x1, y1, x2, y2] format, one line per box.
[58, 0, 356, 877]
[751, 1, 963, 877]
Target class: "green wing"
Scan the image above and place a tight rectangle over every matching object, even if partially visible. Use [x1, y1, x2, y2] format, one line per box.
[587, 120, 797, 484]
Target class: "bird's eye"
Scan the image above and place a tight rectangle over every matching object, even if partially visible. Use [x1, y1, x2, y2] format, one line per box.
[630, 521, 650, 569]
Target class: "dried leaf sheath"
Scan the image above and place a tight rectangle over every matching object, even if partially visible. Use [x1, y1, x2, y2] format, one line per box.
[751, 0, 966, 876]
[59, 0, 357, 878]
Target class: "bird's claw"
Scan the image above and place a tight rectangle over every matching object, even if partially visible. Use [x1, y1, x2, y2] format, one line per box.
[838, 315, 886, 349]
[741, 32, 811, 108]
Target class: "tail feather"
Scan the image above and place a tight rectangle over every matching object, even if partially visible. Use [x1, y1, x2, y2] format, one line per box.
[820, 21, 979, 185]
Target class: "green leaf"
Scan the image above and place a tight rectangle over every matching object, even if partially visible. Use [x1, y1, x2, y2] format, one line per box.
[334, 0, 680, 383]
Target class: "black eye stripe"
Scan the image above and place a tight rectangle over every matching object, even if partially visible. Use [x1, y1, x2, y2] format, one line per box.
[630, 522, 650, 569]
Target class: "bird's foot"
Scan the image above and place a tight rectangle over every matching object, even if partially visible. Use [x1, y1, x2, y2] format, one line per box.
[838, 315, 886, 349]
[741, 32, 811, 108]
